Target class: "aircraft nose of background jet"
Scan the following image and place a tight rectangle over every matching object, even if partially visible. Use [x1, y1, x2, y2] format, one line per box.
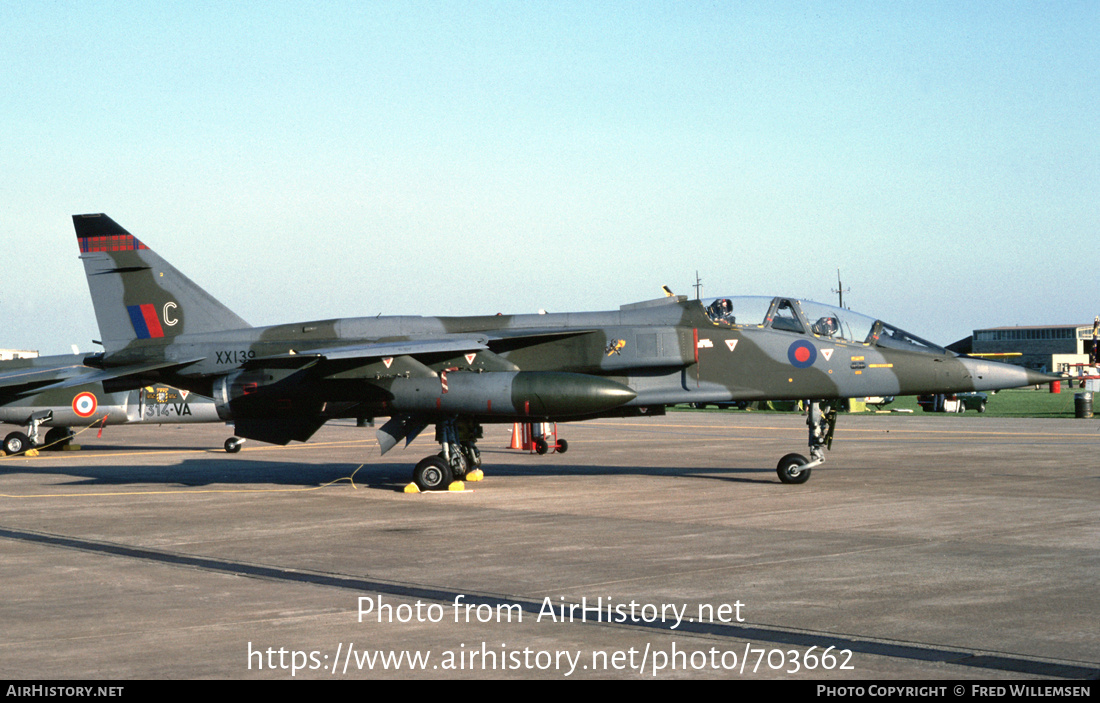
[958, 356, 1062, 391]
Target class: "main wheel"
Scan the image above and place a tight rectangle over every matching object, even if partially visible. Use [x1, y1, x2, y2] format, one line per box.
[776, 453, 811, 484]
[43, 427, 73, 450]
[413, 456, 454, 491]
[4, 432, 32, 456]
[225, 437, 243, 453]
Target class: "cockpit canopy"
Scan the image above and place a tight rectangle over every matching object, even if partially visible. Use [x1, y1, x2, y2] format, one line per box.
[701, 296, 948, 355]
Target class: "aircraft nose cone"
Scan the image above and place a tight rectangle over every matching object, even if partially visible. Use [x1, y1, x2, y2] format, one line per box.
[960, 357, 1061, 391]
[1024, 368, 1063, 386]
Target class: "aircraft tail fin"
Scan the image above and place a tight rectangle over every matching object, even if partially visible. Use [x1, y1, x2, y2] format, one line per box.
[73, 214, 251, 351]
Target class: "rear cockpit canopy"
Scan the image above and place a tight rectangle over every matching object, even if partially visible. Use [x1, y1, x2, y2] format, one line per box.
[700, 296, 948, 355]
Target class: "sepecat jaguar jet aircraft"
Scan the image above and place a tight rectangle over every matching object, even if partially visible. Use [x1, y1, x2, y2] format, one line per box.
[71, 214, 1056, 490]
[0, 353, 233, 455]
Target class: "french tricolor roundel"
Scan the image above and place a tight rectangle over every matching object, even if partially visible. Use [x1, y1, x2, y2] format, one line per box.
[787, 340, 817, 368]
[73, 391, 98, 418]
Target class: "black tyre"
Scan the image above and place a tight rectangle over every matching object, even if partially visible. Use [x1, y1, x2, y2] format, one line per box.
[413, 456, 454, 491]
[533, 437, 549, 455]
[776, 453, 811, 484]
[43, 427, 73, 450]
[225, 437, 243, 453]
[4, 432, 32, 456]
[555, 438, 568, 453]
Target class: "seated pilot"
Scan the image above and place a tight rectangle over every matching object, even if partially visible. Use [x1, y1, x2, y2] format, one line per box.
[707, 298, 734, 324]
[812, 316, 839, 337]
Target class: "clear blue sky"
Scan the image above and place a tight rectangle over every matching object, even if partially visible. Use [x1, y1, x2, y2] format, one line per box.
[2, 1, 1097, 354]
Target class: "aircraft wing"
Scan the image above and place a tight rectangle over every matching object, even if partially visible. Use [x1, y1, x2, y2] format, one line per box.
[0, 362, 91, 398]
[484, 328, 598, 349]
[252, 331, 599, 366]
[32, 358, 207, 393]
[247, 337, 492, 365]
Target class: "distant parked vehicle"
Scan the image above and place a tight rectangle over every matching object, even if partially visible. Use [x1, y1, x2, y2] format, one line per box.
[689, 401, 751, 410]
[864, 396, 896, 410]
[917, 392, 988, 413]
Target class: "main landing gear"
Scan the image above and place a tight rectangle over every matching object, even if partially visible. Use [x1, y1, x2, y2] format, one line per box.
[412, 418, 484, 492]
[2, 411, 74, 455]
[776, 401, 837, 485]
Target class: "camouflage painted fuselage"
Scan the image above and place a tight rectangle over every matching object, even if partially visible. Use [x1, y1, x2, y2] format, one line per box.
[96, 296, 1045, 444]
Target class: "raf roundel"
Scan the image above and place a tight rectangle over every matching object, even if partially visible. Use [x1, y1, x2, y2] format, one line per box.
[787, 340, 818, 369]
[72, 391, 98, 418]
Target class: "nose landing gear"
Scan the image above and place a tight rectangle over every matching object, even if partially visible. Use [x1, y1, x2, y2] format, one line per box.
[776, 401, 836, 485]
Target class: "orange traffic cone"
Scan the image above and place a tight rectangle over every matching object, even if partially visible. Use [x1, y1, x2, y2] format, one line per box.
[509, 423, 523, 449]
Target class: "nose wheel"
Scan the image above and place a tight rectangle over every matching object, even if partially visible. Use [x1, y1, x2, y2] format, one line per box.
[777, 453, 811, 484]
[775, 401, 836, 484]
